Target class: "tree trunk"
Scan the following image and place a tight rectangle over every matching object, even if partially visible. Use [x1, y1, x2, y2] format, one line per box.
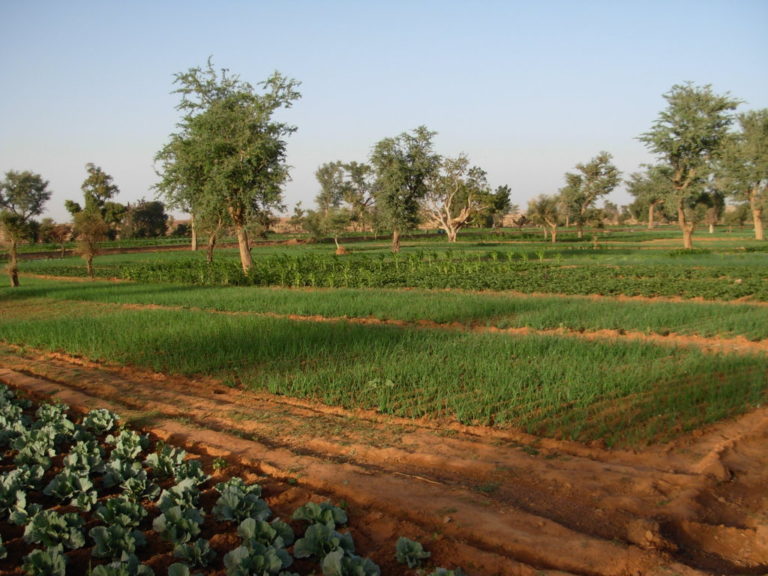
[550, 226, 558, 243]
[206, 232, 217, 264]
[391, 229, 401, 253]
[447, 227, 458, 242]
[234, 224, 253, 274]
[751, 191, 764, 241]
[576, 224, 583, 239]
[647, 204, 655, 230]
[8, 239, 19, 288]
[86, 255, 95, 279]
[678, 199, 695, 249]
[708, 223, 715, 234]
[190, 213, 198, 251]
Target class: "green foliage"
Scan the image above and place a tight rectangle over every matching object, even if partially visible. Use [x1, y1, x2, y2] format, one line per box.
[89, 554, 155, 576]
[213, 477, 270, 523]
[222, 543, 294, 576]
[293, 523, 355, 559]
[292, 501, 348, 529]
[395, 536, 431, 568]
[144, 442, 187, 479]
[23, 509, 86, 550]
[89, 524, 147, 559]
[80, 408, 120, 435]
[321, 549, 381, 576]
[96, 496, 148, 529]
[107, 429, 149, 459]
[152, 505, 204, 544]
[237, 517, 294, 549]
[43, 468, 98, 510]
[156, 478, 201, 513]
[173, 538, 216, 568]
[22, 546, 67, 576]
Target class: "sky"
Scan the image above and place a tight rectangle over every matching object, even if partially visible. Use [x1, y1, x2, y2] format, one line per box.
[1, 0, 767, 222]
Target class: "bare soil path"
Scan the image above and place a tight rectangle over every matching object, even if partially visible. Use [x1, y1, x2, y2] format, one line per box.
[1, 344, 767, 575]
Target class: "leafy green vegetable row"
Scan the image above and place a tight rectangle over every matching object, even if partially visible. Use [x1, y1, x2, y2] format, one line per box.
[26, 251, 766, 301]
[0, 384, 463, 576]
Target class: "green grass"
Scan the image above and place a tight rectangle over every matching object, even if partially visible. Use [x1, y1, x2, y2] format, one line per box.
[0, 294, 765, 446]
[6, 277, 768, 341]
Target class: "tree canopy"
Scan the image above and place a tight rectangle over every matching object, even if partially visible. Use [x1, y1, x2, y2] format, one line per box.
[370, 126, 440, 252]
[155, 58, 301, 272]
[639, 82, 740, 248]
[0, 170, 52, 286]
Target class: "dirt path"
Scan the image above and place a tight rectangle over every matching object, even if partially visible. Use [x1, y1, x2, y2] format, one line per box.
[1, 344, 767, 575]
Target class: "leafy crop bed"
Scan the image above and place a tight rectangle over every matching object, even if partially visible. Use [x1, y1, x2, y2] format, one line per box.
[22, 251, 768, 301]
[0, 384, 457, 576]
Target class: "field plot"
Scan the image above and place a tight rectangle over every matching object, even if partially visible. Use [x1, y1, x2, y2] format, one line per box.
[2, 233, 768, 575]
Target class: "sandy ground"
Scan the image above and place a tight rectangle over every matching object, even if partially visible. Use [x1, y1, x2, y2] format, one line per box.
[1, 343, 767, 575]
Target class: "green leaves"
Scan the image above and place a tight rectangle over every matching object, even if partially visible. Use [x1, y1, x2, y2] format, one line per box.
[395, 536, 431, 568]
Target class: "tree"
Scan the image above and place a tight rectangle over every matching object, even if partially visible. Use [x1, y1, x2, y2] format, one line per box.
[485, 185, 513, 229]
[559, 152, 620, 239]
[527, 194, 561, 243]
[155, 59, 301, 273]
[39, 218, 72, 257]
[68, 164, 124, 239]
[639, 83, 740, 248]
[314, 161, 346, 214]
[720, 109, 768, 240]
[73, 210, 108, 279]
[305, 162, 355, 253]
[341, 161, 375, 232]
[121, 200, 169, 238]
[625, 165, 671, 229]
[370, 126, 440, 252]
[422, 154, 489, 242]
[0, 170, 52, 287]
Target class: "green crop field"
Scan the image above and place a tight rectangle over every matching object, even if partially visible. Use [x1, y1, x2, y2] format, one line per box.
[2, 230, 767, 447]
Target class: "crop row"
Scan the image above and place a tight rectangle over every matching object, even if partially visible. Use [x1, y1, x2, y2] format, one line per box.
[2, 300, 766, 446]
[0, 384, 460, 575]
[8, 277, 768, 341]
[24, 252, 768, 301]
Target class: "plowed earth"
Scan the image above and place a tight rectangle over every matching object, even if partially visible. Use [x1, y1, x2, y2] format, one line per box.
[1, 341, 767, 576]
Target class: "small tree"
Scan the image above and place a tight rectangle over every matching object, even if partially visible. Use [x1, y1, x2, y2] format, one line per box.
[0, 170, 52, 287]
[625, 165, 672, 229]
[74, 210, 108, 279]
[39, 219, 72, 257]
[341, 161, 376, 232]
[639, 82, 740, 248]
[422, 154, 489, 242]
[370, 126, 440, 252]
[527, 194, 561, 242]
[68, 163, 124, 239]
[720, 109, 768, 240]
[122, 200, 169, 239]
[559, 152, 620, 239]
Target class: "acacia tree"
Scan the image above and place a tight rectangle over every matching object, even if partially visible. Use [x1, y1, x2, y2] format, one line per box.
[156, 59, 301, 273]
[625, 165, 671, 229]
[0, 170, 52, 287]
[73, 209, 108, 279]
[341, 161, 375, 232]
[560, 152, 620, 239]
[422, 154, 489, 242]
[370, 126, 440, 252]
[639, 83, 740, 249]
[66, 164, 124, 239]
[720, 109, 768, 240]
[527, 194, 561, 243]
[304, 161, 354, 253]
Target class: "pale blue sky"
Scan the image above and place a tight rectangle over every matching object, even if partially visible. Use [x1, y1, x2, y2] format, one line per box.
[1, 0, 766, 221]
